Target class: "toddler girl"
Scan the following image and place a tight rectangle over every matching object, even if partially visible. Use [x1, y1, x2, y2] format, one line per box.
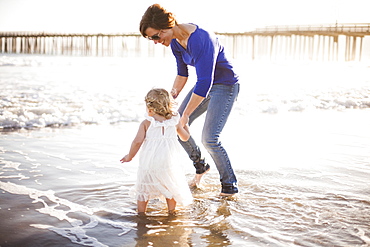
[120, 88, 193, 215]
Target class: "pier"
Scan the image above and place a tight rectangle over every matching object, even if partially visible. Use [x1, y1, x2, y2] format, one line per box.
[0, 32, 147, 57]
[1, 23, 369, 61]
[217, 23, 370, 62]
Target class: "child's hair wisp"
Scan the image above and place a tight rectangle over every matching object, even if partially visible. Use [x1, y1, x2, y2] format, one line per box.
[145, 88, 176, 119]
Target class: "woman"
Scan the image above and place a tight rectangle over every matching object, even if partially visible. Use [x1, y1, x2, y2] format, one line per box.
[139, 4, 240, 196]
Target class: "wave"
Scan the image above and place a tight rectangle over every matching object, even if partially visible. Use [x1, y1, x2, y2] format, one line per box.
[1, 54, 369, 131]
[251, 88, 370, 113]
[0, 101, 140, 130]
[2, 87, 369, 131]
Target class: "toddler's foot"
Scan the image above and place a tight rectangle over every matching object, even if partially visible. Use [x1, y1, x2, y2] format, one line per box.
[137, 212, 146, 217]
[168, 209, 177, 216]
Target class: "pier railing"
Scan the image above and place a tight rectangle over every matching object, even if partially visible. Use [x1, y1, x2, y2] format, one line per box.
[253, 23, 370, 36]
[1, 23, 369, 61]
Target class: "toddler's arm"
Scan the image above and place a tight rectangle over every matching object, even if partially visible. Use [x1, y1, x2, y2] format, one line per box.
[120, 120, 147, 163]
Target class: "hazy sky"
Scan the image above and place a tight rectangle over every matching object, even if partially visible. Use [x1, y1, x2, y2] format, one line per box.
[0, 0, 368, 33]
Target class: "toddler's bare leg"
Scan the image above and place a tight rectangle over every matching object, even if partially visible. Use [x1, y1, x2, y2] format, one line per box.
[137, 200, 148, 215]
[166, 198, 177, 214]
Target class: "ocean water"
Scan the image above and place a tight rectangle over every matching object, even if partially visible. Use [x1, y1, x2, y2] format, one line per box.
[1, 54, 370, 246]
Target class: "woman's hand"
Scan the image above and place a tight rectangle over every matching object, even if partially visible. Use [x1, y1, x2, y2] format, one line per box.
[180, 114, 189, 127]
[171, 88, 178, 99]
[171, 75, 187, 99]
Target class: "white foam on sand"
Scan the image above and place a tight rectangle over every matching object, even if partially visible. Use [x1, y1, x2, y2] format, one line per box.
[0, 181, 134, 246]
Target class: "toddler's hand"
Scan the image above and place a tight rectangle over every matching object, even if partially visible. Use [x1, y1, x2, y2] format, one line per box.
[120, 155, 131, 163]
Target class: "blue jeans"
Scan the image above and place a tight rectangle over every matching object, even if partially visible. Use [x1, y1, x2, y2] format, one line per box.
[178, 83, 240, 193]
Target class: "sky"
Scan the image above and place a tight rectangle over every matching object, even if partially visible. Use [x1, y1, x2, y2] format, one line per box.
[0, 0, 369, 33]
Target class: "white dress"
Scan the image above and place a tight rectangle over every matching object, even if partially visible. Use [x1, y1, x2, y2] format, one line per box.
[131, 113, 193, 206]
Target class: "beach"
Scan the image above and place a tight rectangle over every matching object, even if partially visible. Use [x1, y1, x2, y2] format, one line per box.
[1, 54, 370, 246]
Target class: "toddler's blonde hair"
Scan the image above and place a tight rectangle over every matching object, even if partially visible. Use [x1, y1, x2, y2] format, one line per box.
[145, 88, 176, 119]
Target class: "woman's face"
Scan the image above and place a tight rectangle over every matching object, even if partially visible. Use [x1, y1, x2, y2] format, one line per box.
[145, 27, 172, 47]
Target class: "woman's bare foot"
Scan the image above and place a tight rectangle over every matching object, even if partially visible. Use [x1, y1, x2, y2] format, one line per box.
[189, 166, 210, 188]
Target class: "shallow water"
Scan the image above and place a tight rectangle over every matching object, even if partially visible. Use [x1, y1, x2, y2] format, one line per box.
[1, 55, 370, 246]
[1, 111, 369, 246]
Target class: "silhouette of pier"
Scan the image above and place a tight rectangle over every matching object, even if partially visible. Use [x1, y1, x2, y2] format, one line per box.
[218, 23, 370, 61]
[0, 32, 145, 57]
[1, 23, 369, 61]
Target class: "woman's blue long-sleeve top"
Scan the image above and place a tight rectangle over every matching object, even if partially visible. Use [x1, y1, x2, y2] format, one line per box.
[170, 24, 239, 98]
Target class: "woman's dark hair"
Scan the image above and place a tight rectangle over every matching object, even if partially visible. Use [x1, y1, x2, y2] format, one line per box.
[139, 4, 177, 38]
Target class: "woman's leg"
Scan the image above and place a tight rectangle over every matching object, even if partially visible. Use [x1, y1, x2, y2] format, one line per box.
[178, 87, 210, 175]
[202, 83, 240, 195]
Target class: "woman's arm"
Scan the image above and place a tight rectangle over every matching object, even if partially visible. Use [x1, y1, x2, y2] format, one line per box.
[120, 120, 148, 163]
[180, 93, 204, 127]
[171, 75, 188, 99]
[177, 122, 190, 141]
